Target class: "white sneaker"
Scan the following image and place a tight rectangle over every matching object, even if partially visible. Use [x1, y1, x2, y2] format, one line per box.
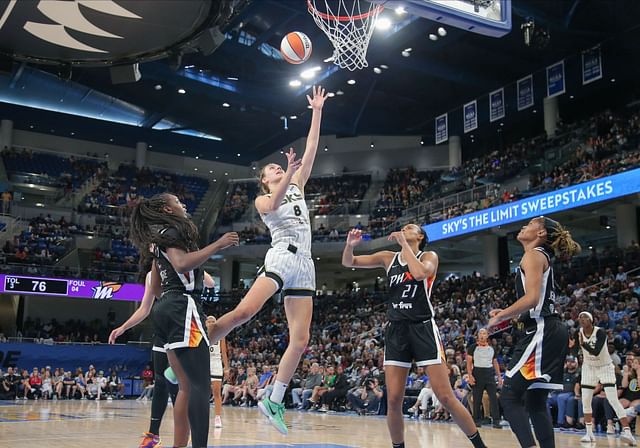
[620, 430, 636, 446]
[214, 415, 222, 428]
[607, 425, 616, 434]
[580, 433, 595, 443]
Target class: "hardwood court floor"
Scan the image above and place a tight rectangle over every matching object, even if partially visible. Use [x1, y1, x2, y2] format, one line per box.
[0, 399, 628, 447]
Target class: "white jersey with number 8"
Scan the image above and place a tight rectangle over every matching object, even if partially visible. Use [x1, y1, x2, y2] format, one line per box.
[261, 184, 311, 253]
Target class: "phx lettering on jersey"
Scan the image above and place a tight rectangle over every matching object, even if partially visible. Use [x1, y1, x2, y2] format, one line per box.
[389, 271, 415, 287]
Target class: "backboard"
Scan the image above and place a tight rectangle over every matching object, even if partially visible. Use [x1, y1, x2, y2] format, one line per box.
[371, 0, 512, 37]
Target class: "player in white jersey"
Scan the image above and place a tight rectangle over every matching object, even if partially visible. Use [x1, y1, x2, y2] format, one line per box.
[205, 316, 228, 429]
[208, 85, 328, 435]
[578, 311, 636, 445]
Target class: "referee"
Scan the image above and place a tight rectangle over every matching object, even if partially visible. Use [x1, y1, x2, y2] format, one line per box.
[466, 328, 502, 428]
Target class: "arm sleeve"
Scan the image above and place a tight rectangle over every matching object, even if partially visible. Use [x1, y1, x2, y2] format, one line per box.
[582, 328, 607, 356]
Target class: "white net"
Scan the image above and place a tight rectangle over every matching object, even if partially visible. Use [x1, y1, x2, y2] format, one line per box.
[307, 0, 383, 71]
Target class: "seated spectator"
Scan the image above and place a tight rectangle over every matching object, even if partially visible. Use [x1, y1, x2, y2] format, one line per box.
[28, 367, 42, 399]
[292, 363, 322, 409]
[347, 377, 383, 415]
[107, 371, 124, 399]
[41, 371, 53, 400]
[0, 367, 19, 400]
[59, 371, 77, 399]
[319, 365, 349, 412]
[547, 356, 582, 428]
[141, 364, 154, 389]
[17, 369, 32, 400]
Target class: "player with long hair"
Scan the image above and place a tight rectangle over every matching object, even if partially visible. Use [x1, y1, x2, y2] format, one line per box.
[108, 261, 216, 447]
[129, 193, 238, 448]
[342, 224, 487, 448]
[207, 86, 328, 435]
[488, 216, 581, 448]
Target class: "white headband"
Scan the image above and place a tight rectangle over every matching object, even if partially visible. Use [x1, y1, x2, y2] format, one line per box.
[579, 311, 593, 322]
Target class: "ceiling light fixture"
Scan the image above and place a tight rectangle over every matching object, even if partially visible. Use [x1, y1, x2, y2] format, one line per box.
[178, 88, 186, 94]
[289, 79, 302, 87]
[222, 102, 230, 107]
[395, 6, 406, 15]
[347, 79, 356, 85]
[375, 17, 392, 31]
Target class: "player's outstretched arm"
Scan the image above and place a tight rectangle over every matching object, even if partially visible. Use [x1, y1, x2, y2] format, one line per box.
[293, 85, 329, 189]
[108, 265, 160, 344]
[165, 232, 239, 274]
[342, 229, 394, 270]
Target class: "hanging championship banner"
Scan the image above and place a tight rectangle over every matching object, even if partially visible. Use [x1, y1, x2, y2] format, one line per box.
[517, 75, 533, 111]
[489, 88, 505, 122]
[546, 60, 565, 98]
[435, 113, 448, 144]
[582, 46, 602, 85]
[463, 100, 478, 133]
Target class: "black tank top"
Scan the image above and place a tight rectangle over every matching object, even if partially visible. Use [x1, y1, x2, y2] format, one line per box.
[386, 251, 436, 322]
[515, 246, 557, 326]
[153, 227, 204, 296]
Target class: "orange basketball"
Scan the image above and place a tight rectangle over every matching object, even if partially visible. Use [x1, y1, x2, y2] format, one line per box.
[280, 31, 312, 64]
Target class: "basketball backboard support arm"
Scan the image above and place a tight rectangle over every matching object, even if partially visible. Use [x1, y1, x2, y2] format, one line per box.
[369, 0, 512, 37]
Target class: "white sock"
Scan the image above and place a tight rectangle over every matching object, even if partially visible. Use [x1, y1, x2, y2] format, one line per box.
[623, 426, 632, 434]
[269, 380, 288, 404]
[585, 423, 594, 436]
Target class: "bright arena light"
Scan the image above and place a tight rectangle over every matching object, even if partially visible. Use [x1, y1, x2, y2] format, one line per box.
[395, 6, 406, 15]
[289, 79, 302, 87]
[375, 17, 392, 31]
[301, 66, 322, 79]
[438, 27, 447, 37]
[347, 79, 356, 85]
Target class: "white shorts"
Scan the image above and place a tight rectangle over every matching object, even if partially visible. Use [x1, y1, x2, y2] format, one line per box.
[210, 355, 223, 380]
[258, 246, 315, 297]
[581, 364, 616, 387]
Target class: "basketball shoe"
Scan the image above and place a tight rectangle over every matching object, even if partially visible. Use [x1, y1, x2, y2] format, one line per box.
[258, 397, 288, 435]
[139, 432, 161, 448]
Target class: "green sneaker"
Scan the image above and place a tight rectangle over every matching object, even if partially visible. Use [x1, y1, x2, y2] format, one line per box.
[258, 397, 288, 435]
[164, 366, 178, 385]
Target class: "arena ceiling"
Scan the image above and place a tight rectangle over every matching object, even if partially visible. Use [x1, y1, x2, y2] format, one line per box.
[0, 0, 640, 164]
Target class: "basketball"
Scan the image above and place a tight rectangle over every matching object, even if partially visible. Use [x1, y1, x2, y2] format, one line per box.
[280, 31, 312, 64]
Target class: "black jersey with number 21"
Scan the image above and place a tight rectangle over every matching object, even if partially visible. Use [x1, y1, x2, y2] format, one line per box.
[386, 251, 436, 322]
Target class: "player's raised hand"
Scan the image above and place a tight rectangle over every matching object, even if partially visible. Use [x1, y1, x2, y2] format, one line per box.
[307, 85, 329, 110]
[388, 231, 408, 246]
[346, 229, 363, 247]
[216, 232, 239, 250]
[108, 327, 124, 344]
[285, 148, 303, 174]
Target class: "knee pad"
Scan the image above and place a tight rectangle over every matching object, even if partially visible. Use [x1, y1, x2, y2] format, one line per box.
[604, 386, 627, 420]
[581, 387, 594, 414]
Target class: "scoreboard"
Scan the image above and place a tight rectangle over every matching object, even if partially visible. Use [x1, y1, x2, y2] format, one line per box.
[0, 274, 144, 301]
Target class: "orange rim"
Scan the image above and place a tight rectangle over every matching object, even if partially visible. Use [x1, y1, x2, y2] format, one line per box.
[307, 0, 384, 22]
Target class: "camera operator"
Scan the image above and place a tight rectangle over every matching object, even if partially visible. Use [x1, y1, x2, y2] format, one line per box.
[348, 377, 383, 415]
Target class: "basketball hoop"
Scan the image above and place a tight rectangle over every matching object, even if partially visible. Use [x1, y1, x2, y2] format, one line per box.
[307, 0, 383, 71]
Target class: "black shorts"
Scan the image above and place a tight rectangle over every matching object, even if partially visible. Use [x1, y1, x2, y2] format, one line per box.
[151, 292, 209, 351]
[384, 319, 445, 368]
[152, 335, 166, 354]
[505, 316, 567, 390]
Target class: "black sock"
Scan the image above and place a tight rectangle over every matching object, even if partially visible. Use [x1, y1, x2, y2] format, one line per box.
[149, 351, 170, 435]
[392, 443, 405, 448]
[468, 431, 487, 448]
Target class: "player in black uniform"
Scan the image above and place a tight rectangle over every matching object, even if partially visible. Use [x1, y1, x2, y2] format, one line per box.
[488, 216, 580, 448]
[343, 224, 486, 448]
[130, 193, 238, 448]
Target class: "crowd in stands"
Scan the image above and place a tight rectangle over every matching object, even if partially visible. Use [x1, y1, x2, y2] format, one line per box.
[215, 106, 640, 245]
[0, 364, 126, 401]
[3, 240, 640, 434]
[78, 164, 208, 216]
[218, 174, 371, 227]
[0, 214, 140, 280]
[2, 148, 108, 192]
